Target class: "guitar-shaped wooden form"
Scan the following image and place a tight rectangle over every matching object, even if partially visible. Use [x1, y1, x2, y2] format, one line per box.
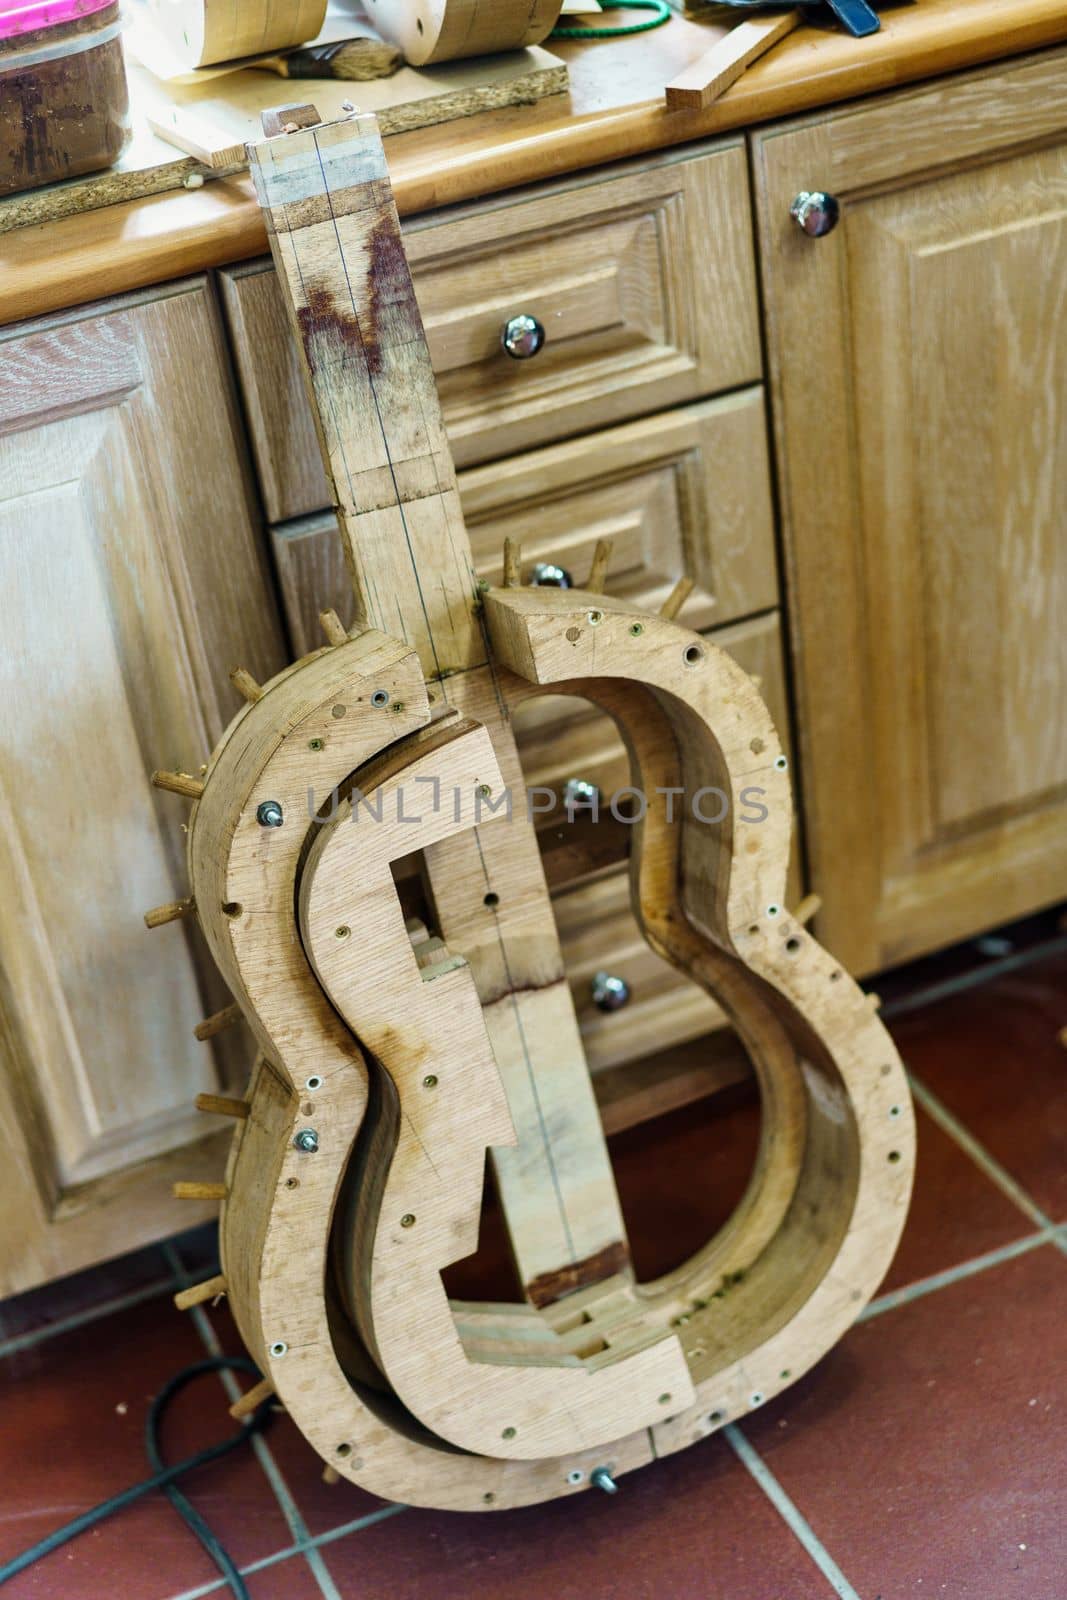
[152, 106, 914, 1509]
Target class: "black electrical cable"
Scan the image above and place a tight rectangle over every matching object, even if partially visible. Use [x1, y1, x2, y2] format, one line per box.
[0, 1355, 275, 1596]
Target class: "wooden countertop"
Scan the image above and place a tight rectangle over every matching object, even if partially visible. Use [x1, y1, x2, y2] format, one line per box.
[2, 0, 1065, 327]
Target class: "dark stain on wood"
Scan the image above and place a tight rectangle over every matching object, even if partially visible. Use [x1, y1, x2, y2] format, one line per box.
[524, 1239, 630, 1308]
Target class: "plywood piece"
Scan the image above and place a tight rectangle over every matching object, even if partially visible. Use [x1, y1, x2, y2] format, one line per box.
[142, 49, 568, 169]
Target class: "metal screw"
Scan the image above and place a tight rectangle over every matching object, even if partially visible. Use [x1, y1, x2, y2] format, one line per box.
[400, 1213, 416, 1228]
[308, 738, 324, 751]
[563, 778, 599, 813]
[629, 622, 644, 636]
[501, 313, 545, 359]
[478, 783, 492, 798]
[293, 1128, 319, 1153]
[501, 1426, 517, 1440]
[590, 1467, 617, 1495]
[591, 971, 630, 1012]
[422, 1074, 438, 1088]
[789, 190, 841, 238]
[256, 800, 284, 828]
[531, 562, 572, 588]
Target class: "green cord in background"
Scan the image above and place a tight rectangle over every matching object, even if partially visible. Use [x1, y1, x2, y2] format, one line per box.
[552, 0, 672, 40]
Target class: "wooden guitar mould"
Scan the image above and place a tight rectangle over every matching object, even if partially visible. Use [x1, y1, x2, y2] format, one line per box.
[149, 103, 915, 1511]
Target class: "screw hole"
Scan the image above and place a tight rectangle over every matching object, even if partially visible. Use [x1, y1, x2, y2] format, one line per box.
[483, 1492, 495, 1503]
[400, 1213, 416, 1228]
[785, 936, 800, 953]
[683, 643, 703, 666]
[483, 891, 500, 908]
[829, 969, 842, 981]
[335, 925, 351, 940]
[766, 904, 781, 918]
[658, 1392, 672, 1405]
[779, 1369, 791, 1381]
[750, 1392, 764, 1407]
[336, 1442, 352, 1456]
[285, 1177, 299, 1189]
[502, 1426, 516, 1440]
[222, 902, 242, 918]
[269, 1341, 288, 1358]
[708, 1410, 724, 1425]
[370, 690, 389, 708]
[567, 1469, 585, 1485]
[888, 1150, 902, 1163]
[774, 755, 788, 771]
[422, 1074, 438, 1089]
[748, 924, 759, 935]
[629, 622, 643, 636]
[587, 609, 603, 626]
[308, 737, 324, 752]
[305, 1076, 323, 1091]
[416, 14, 423, 30]
[889, 1104, 902, 1119]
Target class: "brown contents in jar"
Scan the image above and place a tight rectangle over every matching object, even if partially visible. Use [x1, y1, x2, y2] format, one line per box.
[1, 1, 130, 197]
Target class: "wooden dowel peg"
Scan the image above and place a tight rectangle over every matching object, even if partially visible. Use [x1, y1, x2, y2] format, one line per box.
[152, 770, 205, 799]
[1058, 1024, 1067, 1050]
[144, 897, 196, 929]
[319, 609, 348, 646]
[174, 1273, 228, 1311]
[194, 1002, 243, 1041]
[792, 894, 822, 927]
[229, 1377, 275, 1420]
[173, 1181, 227, 1200]
[195, 1092, 249, 1119]
[665, 12, 801, 113]
[865, 992, 882, 1012]
[230, 666, 264, 704]
[585, 538, 613, 595]
[750, 675, 764, 693]
[502, 538, 522, 588]
[660, 576, 695, 621]
[322, 1464, 341, 1485]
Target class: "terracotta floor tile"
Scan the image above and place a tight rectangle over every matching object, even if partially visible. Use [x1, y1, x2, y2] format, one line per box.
[0, 1293, 295, 1600]
[890, 951, 1067, 1221]
[318, 1433, 841, 1600]
[741, 1245, 1067, 1600]
[879, 1104, 1037, 1295]
[0, 1242, 174, 1346]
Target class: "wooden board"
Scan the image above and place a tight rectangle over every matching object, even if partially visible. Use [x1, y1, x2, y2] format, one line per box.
[140, 50, 568, 170]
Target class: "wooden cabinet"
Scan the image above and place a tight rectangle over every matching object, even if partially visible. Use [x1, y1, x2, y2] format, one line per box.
[270, 392, 778, 652]
[752, 50, 1067, 974]
[220, 141, 762, 521]
[0, 280, 286, 1294]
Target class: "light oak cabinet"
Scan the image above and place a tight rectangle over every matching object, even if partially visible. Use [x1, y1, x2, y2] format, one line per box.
[220, 141, 762, 521]
[752, 50, 1067, 975]
[0, 281, 286, 1294]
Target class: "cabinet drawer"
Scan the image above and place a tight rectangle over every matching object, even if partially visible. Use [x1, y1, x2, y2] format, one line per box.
[271, 394, 777, 655]
[221, 142, 761, 522]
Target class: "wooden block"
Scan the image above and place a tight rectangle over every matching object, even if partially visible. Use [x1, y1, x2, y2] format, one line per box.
[666, 13, 801, 113]
[174, 1181, 227, 1200]
[194, 1001, 242, 1041]
[229, 1377, 275, 1419]
[195, 1092, 249, 1119]
[144, 897, 195, 928]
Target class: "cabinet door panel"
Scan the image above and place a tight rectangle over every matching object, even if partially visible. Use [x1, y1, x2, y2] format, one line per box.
[753, 51, 1067, 972]
[0, 283, 286, 1295]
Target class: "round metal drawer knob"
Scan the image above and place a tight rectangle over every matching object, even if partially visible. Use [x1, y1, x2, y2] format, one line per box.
[531, 561, 572, 588]
[501, 313, 545, 359]
[591, 971, 630, 1013]
[790, 190, 840, 238]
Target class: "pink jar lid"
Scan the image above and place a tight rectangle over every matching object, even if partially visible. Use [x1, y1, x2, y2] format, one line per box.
[0, 0, 113, 41]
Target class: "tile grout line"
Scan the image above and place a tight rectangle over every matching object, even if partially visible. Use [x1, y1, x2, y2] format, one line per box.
[859, 1227, 1061, 1321]
[163, 1244, 344, 1600]
[722, 1424, 863, 1600]
[0, 1272, 181, 1361]
[906, 1072, 1062, 1244]
[163, 1505, 409, 1600]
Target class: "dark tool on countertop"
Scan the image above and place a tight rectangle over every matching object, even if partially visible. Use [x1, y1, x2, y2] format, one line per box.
[712, 0, 880, 38]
